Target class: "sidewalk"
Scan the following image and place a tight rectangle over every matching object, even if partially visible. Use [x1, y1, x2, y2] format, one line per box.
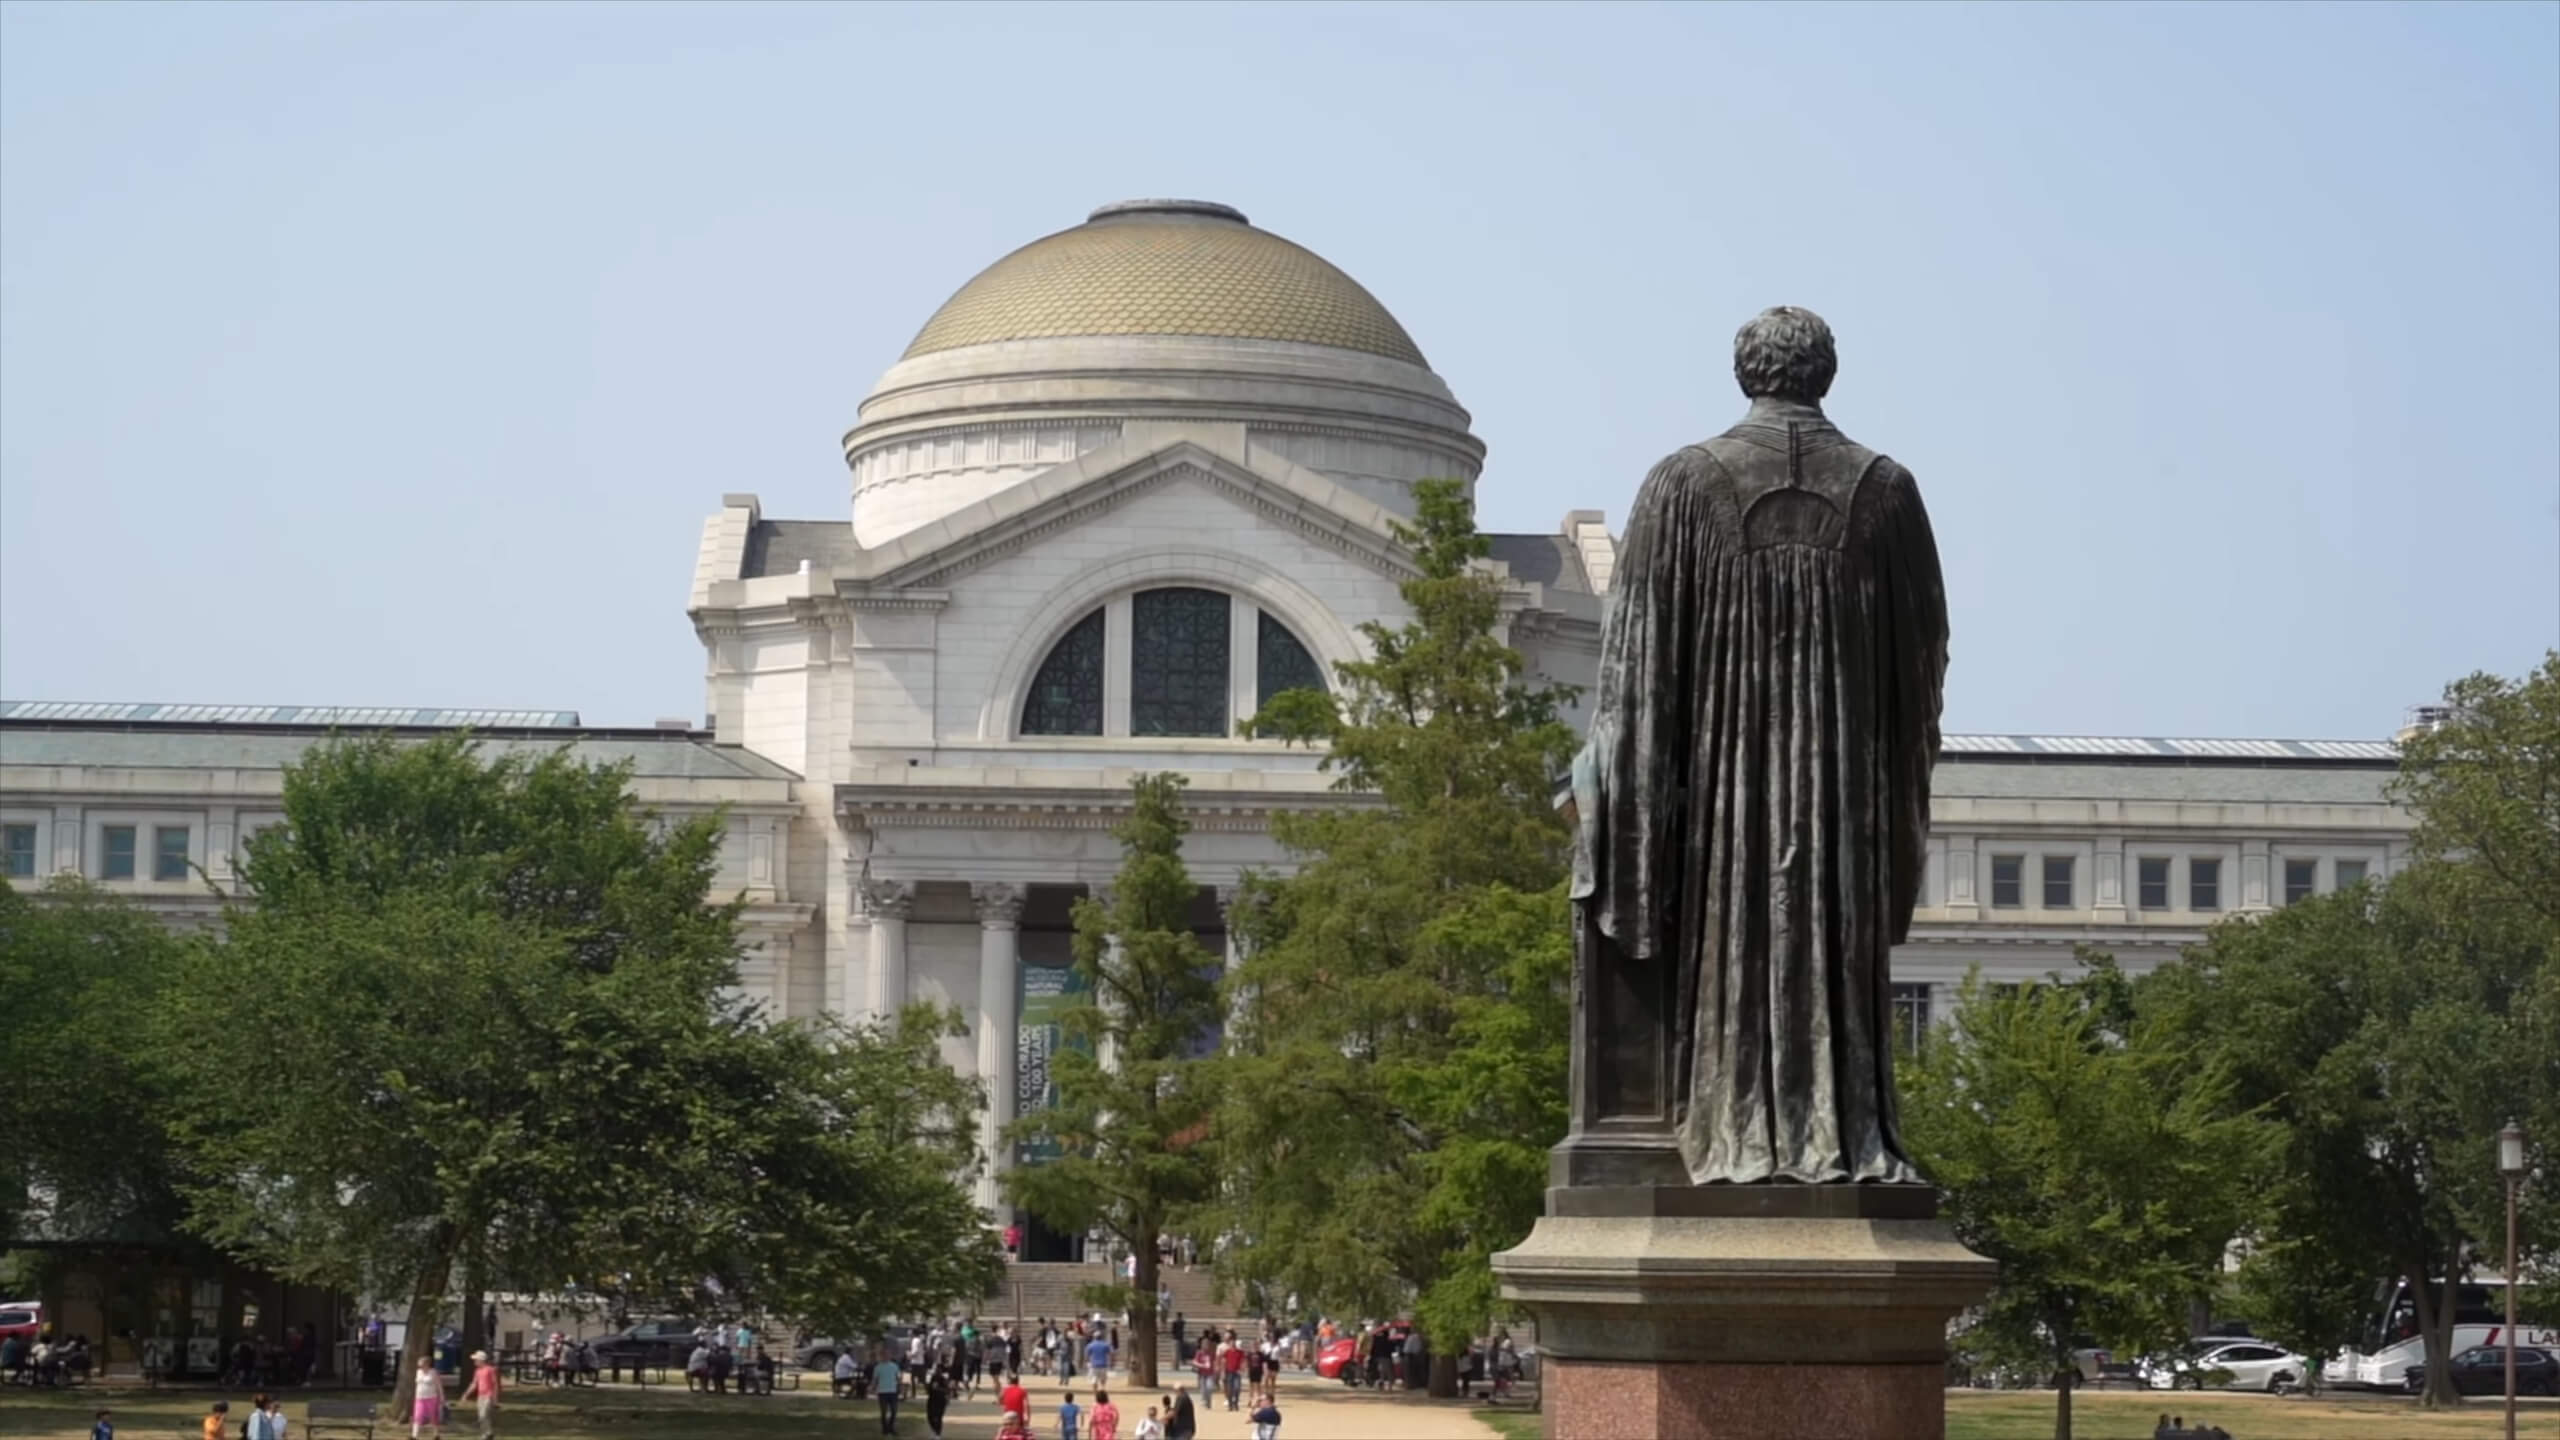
[1027, 1371, 1513, 1440]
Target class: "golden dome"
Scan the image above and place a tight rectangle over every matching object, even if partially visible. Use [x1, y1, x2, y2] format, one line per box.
[902, 200, 1427, 367]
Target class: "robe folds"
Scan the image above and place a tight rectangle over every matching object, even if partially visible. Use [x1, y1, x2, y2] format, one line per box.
[1570, 398, 1949, 1185]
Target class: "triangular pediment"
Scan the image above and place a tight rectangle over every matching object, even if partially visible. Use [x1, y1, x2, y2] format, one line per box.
[837, 431, 1419, 592]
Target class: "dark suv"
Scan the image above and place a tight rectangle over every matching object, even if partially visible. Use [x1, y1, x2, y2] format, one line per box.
[590, 1320, 701, 1368]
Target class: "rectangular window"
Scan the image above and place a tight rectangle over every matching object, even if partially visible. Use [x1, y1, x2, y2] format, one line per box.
[2334, 859, 2368, 889]
[1990, 855, 2024, 908]
[154, 826, 191, 881]
[2041, 856, 2075, 909]
[1890, 983, 1932, 1054]
[1, 824, 34, 879]
[2137, 856, 2170, 910]
[2190, 857, 2222, 912]
[2282, 858, 2317, 906]
[100, 825, 136, 880]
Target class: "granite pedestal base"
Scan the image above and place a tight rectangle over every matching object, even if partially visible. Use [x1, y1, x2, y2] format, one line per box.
[1492, 1188, 1995, 1440]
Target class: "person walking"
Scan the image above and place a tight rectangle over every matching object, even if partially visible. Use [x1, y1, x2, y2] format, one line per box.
[1191, 1341, 1214, 1405]
[1220, 1334, 1245, 1411]
[871, 1352, 904, 1436]
[201, 1402, 229, 1440]
[1133, 1403, 1163, 1440]
[1083, 1331, 1112, 1389]
[1056, 1389, 1081, 1440]
[408, 1357, 446, 1440]
[1249, 1397, 1282, 1440]
[1088, 1389, 1120, 1440]
[1165, 1392, 1197, 1440]
[248, 1396, 286, 1440]
[922, 1366, 951, 1439]
[463, 1350, 501, 1440]
[998, 1373, 1028, 1422]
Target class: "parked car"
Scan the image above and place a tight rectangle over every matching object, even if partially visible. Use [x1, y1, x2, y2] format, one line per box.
[1315, 1337, 1358, 1381]
[0, 1305, 42, 1345]
[590, 1319, 701, 1368]
[792, 1336, 858, 1372]
[2404, 1344, 2560, 1397]
[2146, 1339, 2309, 1392]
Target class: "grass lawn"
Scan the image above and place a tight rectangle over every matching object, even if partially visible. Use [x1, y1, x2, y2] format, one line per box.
[1478, 1387, 2541, 1439]
[0, 1379, 1024, 1440]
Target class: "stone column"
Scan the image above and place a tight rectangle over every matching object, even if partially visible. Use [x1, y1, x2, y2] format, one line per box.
[862, 878, 914, 1020]
[973, 882, 1025, 1214]
[1217, 884, 1248, 1042]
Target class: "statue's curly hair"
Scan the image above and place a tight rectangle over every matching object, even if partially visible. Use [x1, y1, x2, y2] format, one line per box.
[1733, 306, 1837, 402]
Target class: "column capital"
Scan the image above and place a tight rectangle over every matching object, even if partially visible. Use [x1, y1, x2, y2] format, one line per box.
[861, 877, 916, 919]
[972, 882, 1027, 928]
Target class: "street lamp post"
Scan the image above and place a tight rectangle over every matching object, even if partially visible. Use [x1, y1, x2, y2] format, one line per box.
[2498, 1121, 2526, 1440]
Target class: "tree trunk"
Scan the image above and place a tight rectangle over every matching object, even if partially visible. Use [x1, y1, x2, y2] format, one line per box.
[2052, 1367, 2073, 1440]
[457, 1251, 486, 1364]
[2410, 1270, 2464, 1409]
[1428, 1352, 1460, 1398]
[391, 1234, 459, 1415]
[1130, 1230, 1160, 1389]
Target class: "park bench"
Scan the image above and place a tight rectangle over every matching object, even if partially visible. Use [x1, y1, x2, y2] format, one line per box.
[303, 1397, 378, 1440]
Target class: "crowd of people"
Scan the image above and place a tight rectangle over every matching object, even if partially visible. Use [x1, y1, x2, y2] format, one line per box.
[0, 1331, 96, 1386]
[678, 1324, 779, 1395]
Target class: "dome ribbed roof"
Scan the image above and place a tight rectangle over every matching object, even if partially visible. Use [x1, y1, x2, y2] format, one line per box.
[902, 200, 1426, 367]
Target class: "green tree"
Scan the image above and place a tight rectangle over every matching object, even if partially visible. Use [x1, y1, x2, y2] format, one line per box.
[150, 733, 995, 1410]
[1214, 477, 1579, 1382]
[0, 878, 189, 1245]
[2159, 862, 2556, 1407]
[1899, 965, 2266, 1440]
[1004, 773, 1224, 1389]
[2391, 653, 2560, 933]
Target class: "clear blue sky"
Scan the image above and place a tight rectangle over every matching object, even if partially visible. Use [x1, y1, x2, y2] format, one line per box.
[4, 2, 2553, 738]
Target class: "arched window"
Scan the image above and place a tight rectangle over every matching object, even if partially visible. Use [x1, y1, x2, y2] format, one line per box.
[1021, 608, 1105, 735]
[1131, 588, 1231, 736]
[1257, 609, 1326, 709]
[1017, 588, 1329, 740]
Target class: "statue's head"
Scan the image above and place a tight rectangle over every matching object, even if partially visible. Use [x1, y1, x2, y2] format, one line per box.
[1733, 306, 1837, 403]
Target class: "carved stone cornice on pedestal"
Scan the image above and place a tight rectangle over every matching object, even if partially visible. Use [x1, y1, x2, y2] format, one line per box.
[972, 881, 1027, 928]
[860, 877, 916, 920]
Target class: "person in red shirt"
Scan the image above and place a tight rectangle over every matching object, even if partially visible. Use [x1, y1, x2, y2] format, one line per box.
[1088, 1389, 1121, 1440]
[998, 1376, 1028, 1420]
[463, 1351, 502, 1440]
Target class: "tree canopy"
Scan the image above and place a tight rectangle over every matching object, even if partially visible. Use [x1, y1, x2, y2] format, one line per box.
[0, 878, 190, 1247]
[148, 733, 995, 1405]
[1899, 963, 2266, 1440]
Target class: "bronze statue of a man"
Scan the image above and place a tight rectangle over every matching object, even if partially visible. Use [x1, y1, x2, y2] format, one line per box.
[1571, 306, 1948, 1186]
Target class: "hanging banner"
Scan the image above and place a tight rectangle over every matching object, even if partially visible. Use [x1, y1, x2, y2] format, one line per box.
[1015, 958, 1088, 1166]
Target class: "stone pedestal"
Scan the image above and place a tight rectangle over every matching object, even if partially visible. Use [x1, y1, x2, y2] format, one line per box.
[1493, 1186, 1994, 1440]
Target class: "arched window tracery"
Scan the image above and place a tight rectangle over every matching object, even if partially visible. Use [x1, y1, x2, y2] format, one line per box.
[1015, 588, 1328, 740]
[1020, 607, 1105, 736]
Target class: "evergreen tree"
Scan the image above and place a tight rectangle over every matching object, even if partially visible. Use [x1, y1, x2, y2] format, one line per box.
[1005, 772, 1224, 1389]
[1214, 477, 1579, 1384]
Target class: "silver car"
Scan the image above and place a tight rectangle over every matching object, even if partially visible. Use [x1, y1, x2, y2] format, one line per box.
[2147, 1339, 2308, 1392]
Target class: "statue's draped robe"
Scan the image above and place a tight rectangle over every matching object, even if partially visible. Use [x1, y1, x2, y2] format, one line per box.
[1571, 400, 1948, 1184]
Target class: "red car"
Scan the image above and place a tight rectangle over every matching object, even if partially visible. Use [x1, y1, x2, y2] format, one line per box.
[0, 1304, 42, 1345]
[1315, 1337, 1359, 1381]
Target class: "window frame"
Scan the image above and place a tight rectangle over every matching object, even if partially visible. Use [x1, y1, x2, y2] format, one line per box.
[2189, 856, 2223, 912]
[2136, 855, 2171, 911]
[1988, 854, 2025, 909]
[2040, 855, 2074, 909]
[2333, 858, 2368, 890]
[2281, 856, 2317, 907]
[100, 824, 137, 881]
[153, 825, 193, 882]
[0, 823, 34, 880]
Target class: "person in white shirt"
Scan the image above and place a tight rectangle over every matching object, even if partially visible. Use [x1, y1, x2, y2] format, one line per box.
[833, 1348, 860, 1398]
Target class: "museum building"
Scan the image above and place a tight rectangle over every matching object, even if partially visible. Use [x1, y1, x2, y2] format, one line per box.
[0, 200, 2413, 1226]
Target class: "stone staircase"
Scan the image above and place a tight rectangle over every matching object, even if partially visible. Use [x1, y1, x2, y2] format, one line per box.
[978, 1261, 1251, 1368]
